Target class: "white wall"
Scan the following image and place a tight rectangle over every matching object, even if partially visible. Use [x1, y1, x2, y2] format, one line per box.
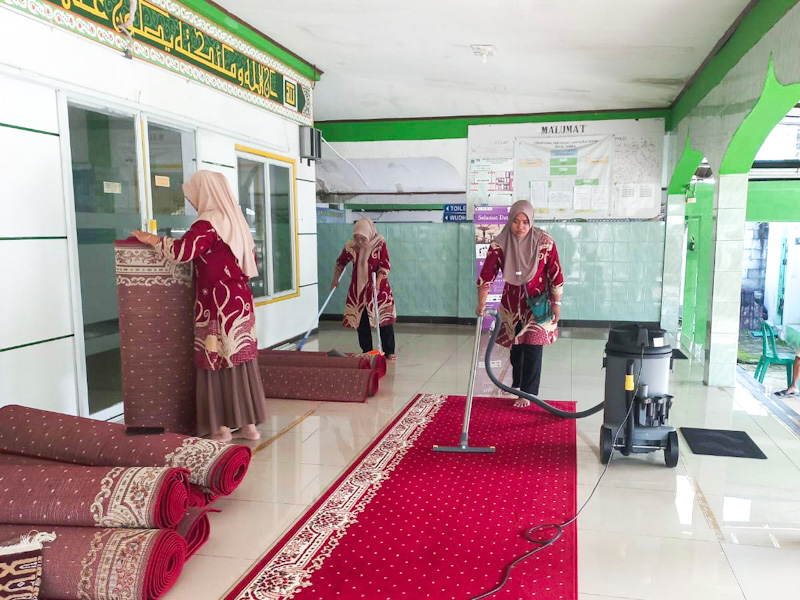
[0, 8, 317, 415]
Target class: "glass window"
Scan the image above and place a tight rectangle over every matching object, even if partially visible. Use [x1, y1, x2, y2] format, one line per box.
[237, 158, 268, 298]
[148, 123, 196, 237]
[236, 154, 296, 299]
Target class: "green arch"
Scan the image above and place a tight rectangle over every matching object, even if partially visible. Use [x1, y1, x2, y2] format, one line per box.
[667, 135, 704, 195]
[720, 56, 800, 174]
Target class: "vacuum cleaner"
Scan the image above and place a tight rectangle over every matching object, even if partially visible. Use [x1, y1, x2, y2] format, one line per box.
[445, 310, 679, 467]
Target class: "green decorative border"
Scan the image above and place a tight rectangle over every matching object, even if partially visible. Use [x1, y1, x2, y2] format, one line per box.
[317, 109, 669, 142]
[3, 0, 313, 125]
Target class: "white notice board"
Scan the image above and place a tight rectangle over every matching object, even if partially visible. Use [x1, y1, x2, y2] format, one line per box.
[467, 118, 664, 220]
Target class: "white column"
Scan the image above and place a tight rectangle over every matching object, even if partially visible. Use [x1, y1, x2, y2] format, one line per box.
[703, 174, 748, 386]
[660, 193, 686, 338]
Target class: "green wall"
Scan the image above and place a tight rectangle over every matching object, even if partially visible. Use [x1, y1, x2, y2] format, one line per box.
[318, 221, 666, 322]
[681, 179, 800, 348]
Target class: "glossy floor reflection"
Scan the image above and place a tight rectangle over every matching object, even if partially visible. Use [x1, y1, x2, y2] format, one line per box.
[164, 323, 800, 600]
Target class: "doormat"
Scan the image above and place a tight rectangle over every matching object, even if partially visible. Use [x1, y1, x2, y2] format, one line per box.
[672, 348, 688, 360]
[680, 427, 767, 459]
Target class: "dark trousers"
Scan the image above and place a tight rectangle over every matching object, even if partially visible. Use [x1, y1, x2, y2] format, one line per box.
[510, 323, 543, 395]
[358, 310, 395, 355]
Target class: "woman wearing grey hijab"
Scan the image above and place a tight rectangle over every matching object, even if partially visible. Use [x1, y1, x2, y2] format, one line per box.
[477, 201, 564, 406]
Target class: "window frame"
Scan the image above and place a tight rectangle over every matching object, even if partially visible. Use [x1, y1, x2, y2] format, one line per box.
[234, 144, 299, 305]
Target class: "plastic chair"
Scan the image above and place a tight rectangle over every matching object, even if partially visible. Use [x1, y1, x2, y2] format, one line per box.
[754, 322, 794, 385]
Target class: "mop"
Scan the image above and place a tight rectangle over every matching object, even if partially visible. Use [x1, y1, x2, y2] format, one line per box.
[291, 266, 348, 351]
[432, 314, 496, 454]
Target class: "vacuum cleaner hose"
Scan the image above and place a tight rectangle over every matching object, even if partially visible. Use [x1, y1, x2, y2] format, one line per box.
[483, 310, 605, 419]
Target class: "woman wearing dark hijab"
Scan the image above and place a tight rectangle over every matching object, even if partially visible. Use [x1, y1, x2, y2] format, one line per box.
[477, 200, 564, 406]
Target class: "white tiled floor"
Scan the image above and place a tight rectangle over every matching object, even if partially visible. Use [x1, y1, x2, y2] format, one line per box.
[164, 323, 800, 600]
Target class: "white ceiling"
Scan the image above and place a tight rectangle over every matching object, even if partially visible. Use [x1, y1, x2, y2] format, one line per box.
[218, 0, 753, 122]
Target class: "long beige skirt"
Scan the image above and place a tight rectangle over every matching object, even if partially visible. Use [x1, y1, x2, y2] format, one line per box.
[196, 359, 267, 436]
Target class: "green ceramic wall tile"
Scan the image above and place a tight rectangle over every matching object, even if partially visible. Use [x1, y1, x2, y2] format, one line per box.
[597, 242, 615, 262]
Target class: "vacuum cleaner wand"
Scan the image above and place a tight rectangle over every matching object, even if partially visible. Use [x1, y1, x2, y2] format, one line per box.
[433, 315, 496, 454]
[483, 310, 604, 419]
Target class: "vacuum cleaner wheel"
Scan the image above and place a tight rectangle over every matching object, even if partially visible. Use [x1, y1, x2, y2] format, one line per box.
[600, 427, 613, 465]
[665, 430, 679, 468]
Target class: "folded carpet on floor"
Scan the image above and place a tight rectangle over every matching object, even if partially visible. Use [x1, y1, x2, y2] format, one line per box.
[115, 239, 197, 435]
[0, 525, 186, 600]
[0, 405, 251, 503]
[225, 393, 577, 600]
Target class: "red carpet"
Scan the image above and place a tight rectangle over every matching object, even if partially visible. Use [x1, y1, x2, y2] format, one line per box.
[226, 393, 577, 600]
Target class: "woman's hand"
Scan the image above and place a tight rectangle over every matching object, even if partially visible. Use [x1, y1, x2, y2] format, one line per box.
[476, 304, 486, 317]
[376, 272, 386, 287]
[132, 230, 158, 246]
[552, 303, 561, 325]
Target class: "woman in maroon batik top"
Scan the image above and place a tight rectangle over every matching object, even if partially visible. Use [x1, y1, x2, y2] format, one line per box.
[332, 217, 397, 360]
[477, 200, 564, 407]
[133, 170, 267, 441]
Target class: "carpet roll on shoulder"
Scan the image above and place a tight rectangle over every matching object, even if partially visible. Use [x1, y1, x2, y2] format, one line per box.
[0, 405, 251, 500]
[0, 461, 189, 529]
[0, 525, 186, 600]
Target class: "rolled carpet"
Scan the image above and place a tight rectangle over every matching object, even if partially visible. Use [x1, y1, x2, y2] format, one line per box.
[258, 350, 379, 396]
[0, 462, 189, 529]
[115, 239, 197, 436]
[0, 525, 186, 600]
[259, 364, 373, 403]
[260, 349, 387, 380]
[176, 507, 213, 558]
[0, 405, 251, 499]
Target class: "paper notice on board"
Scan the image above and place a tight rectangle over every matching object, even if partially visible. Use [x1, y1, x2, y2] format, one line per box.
[573, 185, 592, 210]
[530, 181, 548, 209]
[637, 183, 656, 208]
[548, 190, 572, 210]
[621, 183, 637, 200]
[591, 186, 610, 210]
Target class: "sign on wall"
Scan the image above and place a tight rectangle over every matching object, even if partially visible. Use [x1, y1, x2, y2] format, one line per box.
[443, 203, 467, 222]
[4, 0, 313, 125]
[474, 205, 510, 330]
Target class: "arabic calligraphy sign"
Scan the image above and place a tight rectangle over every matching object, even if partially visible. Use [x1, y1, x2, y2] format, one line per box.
[3, 0, 313, 125]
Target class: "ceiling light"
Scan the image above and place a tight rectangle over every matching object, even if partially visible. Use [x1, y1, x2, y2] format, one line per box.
[471, 44, 496, 64]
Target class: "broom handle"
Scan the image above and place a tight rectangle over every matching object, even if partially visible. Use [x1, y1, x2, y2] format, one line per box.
[297, 267, 347, 349]
[373, 271, 382, 353]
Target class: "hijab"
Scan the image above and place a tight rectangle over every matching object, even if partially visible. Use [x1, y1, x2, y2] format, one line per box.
[353, 217, 385, 296]
[182, 170, 259, 278]
[493, 200, 543, 286]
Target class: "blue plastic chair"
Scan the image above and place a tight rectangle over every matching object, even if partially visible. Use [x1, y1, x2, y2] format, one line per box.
[754, 322, 794, 385]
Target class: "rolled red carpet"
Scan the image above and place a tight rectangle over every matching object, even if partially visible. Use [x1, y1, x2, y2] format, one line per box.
[0, 405, 251, 499]
[176, 507, 213, 557]
[258, 350, 370, 370]
[259, 364, 372, 403]
[0, 461, 189, 529]
[0, 525, 186, 600]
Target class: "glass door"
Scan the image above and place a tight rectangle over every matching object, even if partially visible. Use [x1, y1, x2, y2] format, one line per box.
[67, 104, 143, 416]
[146, 121, 197, 237]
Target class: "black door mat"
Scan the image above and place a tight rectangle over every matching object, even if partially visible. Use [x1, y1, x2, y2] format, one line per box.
[672, 349, 688, 360]
[679, 427, 767, 459]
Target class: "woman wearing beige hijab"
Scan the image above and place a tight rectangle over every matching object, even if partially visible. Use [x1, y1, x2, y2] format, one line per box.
[133, 170, 267, 441]
[477, 200, 564, 407]
[332, 218, 397, 359]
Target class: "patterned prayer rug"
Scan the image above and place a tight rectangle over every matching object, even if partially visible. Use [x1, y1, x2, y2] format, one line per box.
[226, 394, 577, 600]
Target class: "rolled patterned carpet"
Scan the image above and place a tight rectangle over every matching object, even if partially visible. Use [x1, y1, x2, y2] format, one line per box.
[259, 349, 387, 380]
[0, 461, 189, 529]
[259, 364, 373, 403]
[258, 350, 370, 371]
[176, 507, 213, 558]
[0, 525, 186, 600]
[115, 239, 197, 436]
[0, 405, 251, 500]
